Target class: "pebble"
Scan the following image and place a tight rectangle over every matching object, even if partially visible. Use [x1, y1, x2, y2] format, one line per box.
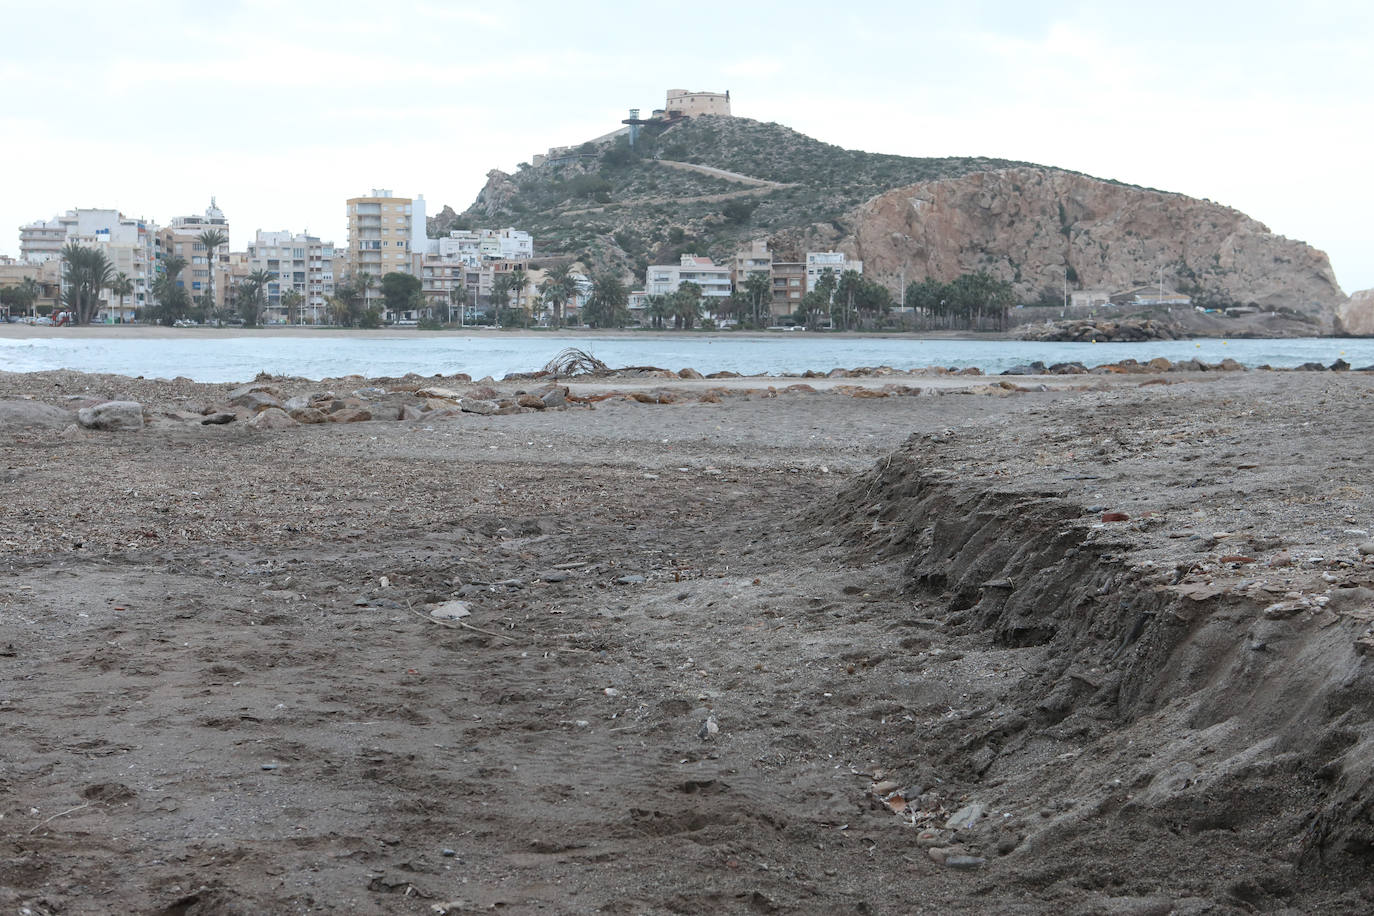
[431, 601, 471, 620]
[441, 848, 457, 858]
[1358, 542, 1374, 557]
[261, 763, 278, 771]
[944, 855, 987, 870]
[945, 802, 985, 830]
[698, 716, 719, 740]
[615, 574, 646, 585]
[541, 571, 570, 583]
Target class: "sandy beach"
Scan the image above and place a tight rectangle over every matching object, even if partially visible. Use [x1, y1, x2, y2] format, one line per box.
[3, 364, 1374, 913]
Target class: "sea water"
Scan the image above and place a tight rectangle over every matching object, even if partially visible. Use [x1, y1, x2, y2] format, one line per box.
[1, 334, 1371, 383]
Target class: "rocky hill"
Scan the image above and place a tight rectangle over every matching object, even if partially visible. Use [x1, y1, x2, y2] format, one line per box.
[431, 116, 1346, 320]
[847, 168, 1346, 319]
[1336, 289, 1374, 335]
[430, 116, 1030, 274]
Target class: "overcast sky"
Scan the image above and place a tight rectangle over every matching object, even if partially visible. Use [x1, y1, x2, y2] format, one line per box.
[2, 0, 1370, 291]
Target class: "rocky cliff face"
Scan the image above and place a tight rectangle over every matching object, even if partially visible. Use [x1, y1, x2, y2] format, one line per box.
[847, 168, 1346, 321]
[473, 169, 519, 219]
[1336, 289, 1374, 336]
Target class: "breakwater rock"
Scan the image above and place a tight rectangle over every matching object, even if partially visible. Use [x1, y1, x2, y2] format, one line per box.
[1017, 317, 1180, 342]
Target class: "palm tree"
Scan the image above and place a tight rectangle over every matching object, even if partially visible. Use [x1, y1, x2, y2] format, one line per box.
[508, 267, 529, 321]
[538, 263, 579, 328]
[60, 243, 114, 325]
[357, 271, 378, 312]
[672, 281, 703, 330]
[19, 277, 41, 318]
[743, 272, 772, 327]
[490, 273, 513, 328]
[643, 293, 669, 329]
[151, 255, 191, 326]
[280, 288, 303, 325]
[196, 228, 228, 315]
[584, 272, 630, 328]
[449, 282, 468, 327]
[237, 269, 276, 327]
[110, 272, 135, 321]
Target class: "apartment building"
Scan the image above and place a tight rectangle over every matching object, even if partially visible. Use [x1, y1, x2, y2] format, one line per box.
[0, 256, 61, 315]
[345, 191, 427, 308]
[157, 200, 231, 310]
[245, 230, 337, 324]
[18, 216, 69, 263]
[645, 254, 732, 306]
[414, 227, 536, 319]
[805, 251, 863, 292]
[730, 240, 772, 286]
[771, 260, 806, 317]
[20, 208, 158, 320]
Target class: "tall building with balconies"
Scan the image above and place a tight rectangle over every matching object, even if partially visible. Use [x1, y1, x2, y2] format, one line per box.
[805, 251, 862, 292]
[245, 230, 337, 324]
[345, 191, 427, 305]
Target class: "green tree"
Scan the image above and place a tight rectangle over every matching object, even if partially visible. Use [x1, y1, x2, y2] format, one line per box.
[905, 277, 948, 324]
[150, 255, 191, 326]
[196, 228, 228, 315]
[61, 243, 114, 325]
[328, 275, 368, 327]
[237, 269, 276, 327]
[642, 293, 670, 329]
[742, 272, 772, 327]
[19, 277, 41, 316]
[721, 199, 757, 224]
[583, 272, 631, 328]
[0, 281, 38, 317]
[109, 272, 134, 317]
[380, 271, 423, 319]
[509, 267, 529, 319]
[672, 281, 703, 330]
[357, 271, 378, 312]
[538, 263, 580, 328]
[448, 282, 468, 325]
[280, 288, 304, 325]
[489, 273, 513, 328]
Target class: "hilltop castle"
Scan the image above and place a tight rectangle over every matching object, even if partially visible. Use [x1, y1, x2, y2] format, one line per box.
[534, 89, 733, 167]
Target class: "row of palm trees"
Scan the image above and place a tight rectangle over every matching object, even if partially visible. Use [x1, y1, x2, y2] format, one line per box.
[58, 227, 231, 326]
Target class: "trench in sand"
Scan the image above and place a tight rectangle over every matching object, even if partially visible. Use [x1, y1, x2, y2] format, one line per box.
[815, 444, 1374, 904]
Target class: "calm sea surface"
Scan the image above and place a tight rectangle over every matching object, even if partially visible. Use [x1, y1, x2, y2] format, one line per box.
[2, 335, 1372, 383]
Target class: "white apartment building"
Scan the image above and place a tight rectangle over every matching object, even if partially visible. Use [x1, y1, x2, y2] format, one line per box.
[18, 217, 69, 263]
[805, 251, 863, 292]
[415, 227, 535, 318]
[645, 255, 732, 305]
[493, 228, 532, 260]
[21, 208, 157, 320]
[246, 230, 337, 324]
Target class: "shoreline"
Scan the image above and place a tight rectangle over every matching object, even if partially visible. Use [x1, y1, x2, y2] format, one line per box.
[0, 324, 1016, 342]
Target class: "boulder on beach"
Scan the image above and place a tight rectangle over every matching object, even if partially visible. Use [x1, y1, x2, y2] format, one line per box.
[0, 400, 72, 430]
[248, 407, 298, 429]
[76, 401, 144, 431]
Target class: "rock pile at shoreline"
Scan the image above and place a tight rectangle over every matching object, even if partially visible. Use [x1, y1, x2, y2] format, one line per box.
[3, 357, 1371, 436]
[1017, 317, 1180, 342]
